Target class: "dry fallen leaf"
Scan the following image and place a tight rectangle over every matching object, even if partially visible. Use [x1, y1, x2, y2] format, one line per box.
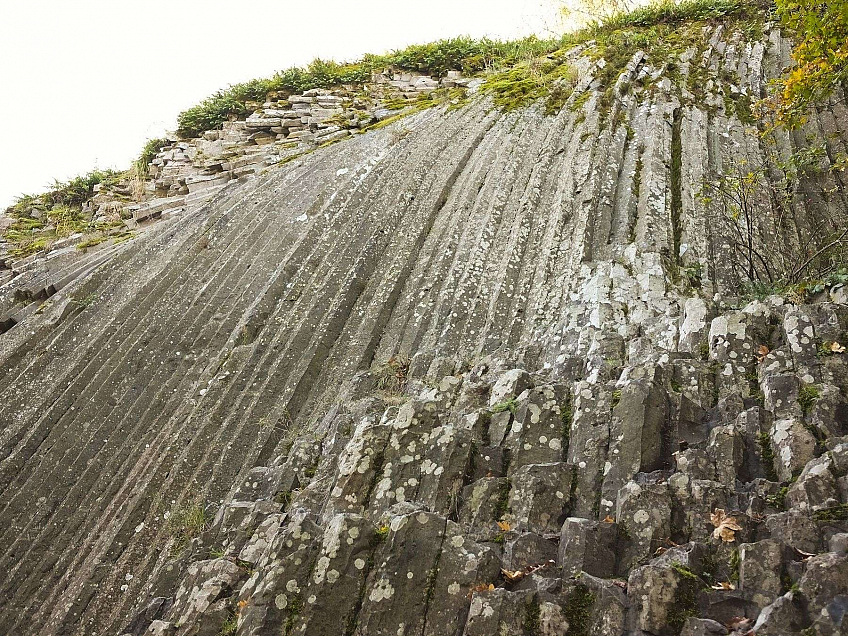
[500, 560, 555, 583]
[496, 520, 511, 532]
[467, 582, 495, 598]
[654, 546, 668, 556]
[712, 581, 736, 590]
[603, 515, 615, 523]
[726, 616, 753, 631]
[756, 344, 770, 362]
[831, 341, 846, 354]
[710, 508, 742, 542]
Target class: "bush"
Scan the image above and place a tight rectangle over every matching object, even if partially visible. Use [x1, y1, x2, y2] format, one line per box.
[771, 0, 848, 126]
[175, 36, 565, 137]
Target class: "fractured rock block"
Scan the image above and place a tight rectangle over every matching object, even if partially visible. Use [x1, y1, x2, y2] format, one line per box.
[770, 417, 818, 482]
[786, 454, 839, 511]
[738, 539, 789, 609]
[601, 377, 669, 517]
[489, 369, 532, 406]
[327, 414, 391, 516]
[616, 481, 673, 571]
[628, 562, 706, 636]
[355, 511, 445, 635]
[504, 385, 567, 474]
[168, 559, 246, 634]
[503, 532, 558, 571]
[423, 520, 501, 636]
[558, 517, 619, 578]
[463, 588, 534, 636]
[508, 462, 573, 535]
[288, 514, 377, 635]
[459, 477, 510, 537]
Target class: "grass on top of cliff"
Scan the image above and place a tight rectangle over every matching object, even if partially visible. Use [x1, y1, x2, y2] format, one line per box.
[175, 36, 563, 137]
[482, 0, 770, 112]
[175, 0, 770, 137]
[3, 169, 128, 259]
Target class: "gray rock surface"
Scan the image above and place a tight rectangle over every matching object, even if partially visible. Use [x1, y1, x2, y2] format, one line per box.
[0, 15, 847, 636]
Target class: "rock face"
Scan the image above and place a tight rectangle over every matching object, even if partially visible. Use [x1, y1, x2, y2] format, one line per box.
[0, 18, 847, 636]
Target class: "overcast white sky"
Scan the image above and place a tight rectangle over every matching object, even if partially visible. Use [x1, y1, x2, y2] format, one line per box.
[0, 0, 565, 208]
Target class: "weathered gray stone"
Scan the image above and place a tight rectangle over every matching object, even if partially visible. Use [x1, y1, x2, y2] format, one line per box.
[559, 517, 618, 578]
[508, 462, 573, 535]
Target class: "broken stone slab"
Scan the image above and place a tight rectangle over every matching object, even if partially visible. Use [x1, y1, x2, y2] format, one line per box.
[463, 588, 534, 635]
[184, 173, 230, 194]
[601, 377, 669, 517]
[737, 539, 791, 609]
[750, 592, 809, 635]
[798, 552, 848, 618]
[166, 558, 246, 634]
[504, 385, 567, 474]
[627, 561, 707, 636]
[502, 532, 557, 571]
[236, 510, 323, 636]
[769, 417, 819, 481]
[326, 413, 391, 517]
[422, 519, 501, 636]
[508, 462, 573, 535]
[616, 480, 673, 572]
[489, 369, 532, 407]
[679, 618, 729, 636]
[286, 514, 378, 635]
[786, 454, 839, 512]
[559, 516, 619, 578]
[354, 510, 446, 635]
[458, 476, 509, 537]
[762, 510, 823, 553]
[208, 500, 281, 558]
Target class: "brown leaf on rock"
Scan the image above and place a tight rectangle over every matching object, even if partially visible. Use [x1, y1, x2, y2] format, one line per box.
[712, 581, 736, 590]
[603, 515, 615, 523]
[467, 582, 496, 598]
[756, 344, 770, 362]
[710, 508, 742, 542]
[831, 341, 846, 354]
[496, 520, 511, 532]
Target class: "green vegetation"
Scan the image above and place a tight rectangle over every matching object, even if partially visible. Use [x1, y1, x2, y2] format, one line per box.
[490, 398, 518, 414]
[166, 501, 209, 556]
[798, 383, 820, 415]
[375, 524, 390, 542]
[668, 562, 704, 630]
[173, 0, 774, 138]
[482, 57, 577, 113]
[283, 592, 304, 634]
[494, 479, 512, 521]
[373, 354, 410, 396]
[729, 548, 740, 583]
[560, 399, 573, 458]
[758, 432, 779, 482]
[176, 36, 562, 137]
[3, 169, 126, 258]
[770, 0, 848, 127]
[135, 137, 169, 179]
[766, 485, 789, 510]
[563, 585, 596, 636]
[524, 598, 542, 634]
[611, 390, 622, 409]
[813, 504, 848, 522]
[220, 610, 238, 636]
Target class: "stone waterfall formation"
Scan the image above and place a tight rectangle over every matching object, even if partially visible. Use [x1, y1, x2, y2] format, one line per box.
[1, 16, 848, 636]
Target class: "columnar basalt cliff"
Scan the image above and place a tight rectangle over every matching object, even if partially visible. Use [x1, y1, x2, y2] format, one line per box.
[1, 11, 848, 636]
